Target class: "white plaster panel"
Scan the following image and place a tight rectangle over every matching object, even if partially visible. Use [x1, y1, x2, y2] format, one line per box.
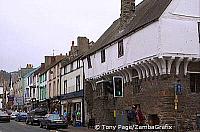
[160, 18, 199, 55]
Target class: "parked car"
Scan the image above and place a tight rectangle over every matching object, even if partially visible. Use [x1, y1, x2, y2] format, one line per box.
[40, 114, 68, 129]
[10, 112, 19, 120]
[15, 112, 27, 122]
[6, 110, 12, 115]
[0, 111, 10, 122]
[26, 108, 47, 125]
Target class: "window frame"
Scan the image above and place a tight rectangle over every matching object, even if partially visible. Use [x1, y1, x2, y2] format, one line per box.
[70, 63, 73, 72]
[77, 59, 81, 69]
[64, 80, 67, 94]
[101, 49, 106, 63]
[198, 22, 200, 43]
[76, 75, 81, 91]
[190, 73, 200, 93]
[87, 56, 92, 69]
[118, 40, 124, 58]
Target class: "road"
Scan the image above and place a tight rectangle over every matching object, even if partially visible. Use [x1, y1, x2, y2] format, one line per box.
[0, 120, 50, 132]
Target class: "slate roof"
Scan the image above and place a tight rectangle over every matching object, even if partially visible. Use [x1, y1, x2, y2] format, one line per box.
[61, 53, 83, 68]
[40, 57, 65, 75]
[82, 0, 172, 58]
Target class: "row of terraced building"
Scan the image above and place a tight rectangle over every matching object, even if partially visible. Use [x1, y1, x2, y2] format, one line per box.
[8, 0, 200, 131]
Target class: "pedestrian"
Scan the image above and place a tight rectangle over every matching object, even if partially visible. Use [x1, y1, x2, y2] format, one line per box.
[63, 110, 68, 120]
[72, 111, 76, 127]
[52, 108, 59, 114]
[136, 106, 145, 126]
[127, 105, 137, 126]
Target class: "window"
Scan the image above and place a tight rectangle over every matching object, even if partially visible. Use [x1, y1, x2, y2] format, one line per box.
[53, 67, 56, 78]
[101, 49, 105, 63]
[33, 88, 35, 98]
[44, 73, 46, 81]
[64, 66, 67, 74]
[49, 83, 51, 97]
[26, 88, 29, 97]
[76, 75, 81, 91]
[57, 79, 59, 95]
[87, 56, 92, 69]
[118, 40, 124, 58]
[64, 80, 67, 94]
[53, 81, 56, 96]
[77, 60, 81, 68]
[57, 65, 60, 76]
[198, 22, 200, 43]
[70, 63, 73, 71]
[190, 73, 200, 93]
[133, 77, 141, 94]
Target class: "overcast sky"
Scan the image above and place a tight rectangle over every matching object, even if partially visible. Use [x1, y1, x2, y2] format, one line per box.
[0, 0, 142, 72]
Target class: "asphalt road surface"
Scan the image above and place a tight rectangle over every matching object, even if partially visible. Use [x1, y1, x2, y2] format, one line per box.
[0, 120, 50, 132]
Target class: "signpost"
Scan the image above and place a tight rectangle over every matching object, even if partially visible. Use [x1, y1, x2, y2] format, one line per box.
[174, 82, 183, 132]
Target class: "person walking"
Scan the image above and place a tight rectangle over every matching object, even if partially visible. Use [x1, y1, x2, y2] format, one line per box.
[127, 105, 137, 126]
[63, 110, 68, 120]
[136, 106, 145, 126]
[72, 111, 76, 127]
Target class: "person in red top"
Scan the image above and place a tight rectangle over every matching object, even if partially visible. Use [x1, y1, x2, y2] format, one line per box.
[136, 106, 145, 125]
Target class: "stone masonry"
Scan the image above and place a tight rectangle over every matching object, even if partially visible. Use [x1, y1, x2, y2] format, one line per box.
[85, 61, 200, 131]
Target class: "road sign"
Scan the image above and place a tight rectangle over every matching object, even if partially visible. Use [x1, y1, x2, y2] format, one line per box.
[176, 83, 183, 95]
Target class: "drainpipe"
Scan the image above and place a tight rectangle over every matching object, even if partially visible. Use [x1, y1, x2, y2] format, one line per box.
[82, 61, 85, 126]
[59, 67, 62, 116]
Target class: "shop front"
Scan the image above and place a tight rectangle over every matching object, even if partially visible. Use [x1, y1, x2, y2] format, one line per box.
[61, 90, 83, 125]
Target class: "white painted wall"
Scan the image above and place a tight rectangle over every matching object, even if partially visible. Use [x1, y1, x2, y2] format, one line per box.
[61, 61, 84, 94]
[83, 0, 200, 79]
[160, 19, 199, 55]
[0, 86, 3, 109]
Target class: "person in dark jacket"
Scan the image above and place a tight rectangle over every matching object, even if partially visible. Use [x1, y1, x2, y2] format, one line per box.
[127, 105, 137, 125]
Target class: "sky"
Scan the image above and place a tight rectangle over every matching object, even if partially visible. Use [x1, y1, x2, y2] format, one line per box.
[0, 0, 142, 72]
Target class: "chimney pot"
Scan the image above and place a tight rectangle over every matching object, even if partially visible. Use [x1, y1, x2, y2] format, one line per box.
[72, 41, 74, 46]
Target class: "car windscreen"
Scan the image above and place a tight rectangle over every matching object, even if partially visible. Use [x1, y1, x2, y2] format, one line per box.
[48, 114, 61, 120]
[20, 112, 27, 116]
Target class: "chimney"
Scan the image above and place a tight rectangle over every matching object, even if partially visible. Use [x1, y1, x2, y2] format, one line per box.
[26, 64, 33, 68]
[77, 37, 89, 53]
[120, 0, 135, 28]
[72, 41, 74, 46]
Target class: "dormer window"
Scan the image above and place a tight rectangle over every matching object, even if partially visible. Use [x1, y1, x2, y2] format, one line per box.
[101, 49, 105, 63]
[118, 40, 124, 58]
[87, 56, 92, 69]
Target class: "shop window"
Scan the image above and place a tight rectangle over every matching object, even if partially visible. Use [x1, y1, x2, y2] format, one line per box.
[190, 73, 200, 93]
[76, 103, 81, 121]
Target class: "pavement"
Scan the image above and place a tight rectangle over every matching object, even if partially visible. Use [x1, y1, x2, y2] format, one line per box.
[57, 126, 96, 132]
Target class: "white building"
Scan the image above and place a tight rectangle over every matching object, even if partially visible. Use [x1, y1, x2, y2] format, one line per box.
[61, 37, 90, 125]
[0, 86, 3, 109]
[82, 0, 200, 129]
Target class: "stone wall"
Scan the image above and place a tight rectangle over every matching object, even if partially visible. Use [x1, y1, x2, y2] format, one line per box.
[85, 61, 200, 131]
